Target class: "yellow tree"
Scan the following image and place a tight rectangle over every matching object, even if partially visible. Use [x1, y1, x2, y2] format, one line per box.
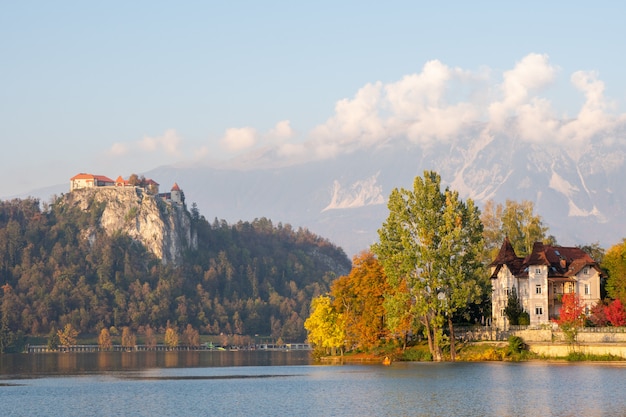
[98, 328, 112, 350]
[304, 295, 345, 356]
[331, 252, 389, 350]
[57, 323, 79, 348]
[605, 239, 626, 305]
[164, 326, 179, 349]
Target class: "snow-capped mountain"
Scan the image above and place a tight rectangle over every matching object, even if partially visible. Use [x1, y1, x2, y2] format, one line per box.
[13, 129, 625, 258]
[141, 130, 626, 257]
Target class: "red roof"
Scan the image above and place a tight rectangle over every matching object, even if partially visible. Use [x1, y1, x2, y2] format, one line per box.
[171, 183, 181, 191]
[70, 173, 114, 183]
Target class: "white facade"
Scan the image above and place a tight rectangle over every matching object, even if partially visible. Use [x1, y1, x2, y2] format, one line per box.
[490, 240, 602, 328]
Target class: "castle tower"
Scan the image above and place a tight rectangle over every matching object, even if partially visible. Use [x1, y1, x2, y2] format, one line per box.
[170, 183, 185, 205]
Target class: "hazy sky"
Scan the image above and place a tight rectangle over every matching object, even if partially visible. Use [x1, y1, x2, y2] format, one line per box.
[2, 1, 625, 197]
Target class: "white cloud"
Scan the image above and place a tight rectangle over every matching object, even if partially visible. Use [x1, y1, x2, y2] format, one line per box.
[309, 81, 385, 157]
[220, 127, 258, 152]
[488, 53, 558, 129]
[558, 71, 613, 147]
[139, 129, 183, 155]
[107, 129, 183, 157]
[266, 120, 295, 141]
[109, 142, 129, 156]
[127, 54, 626, 170]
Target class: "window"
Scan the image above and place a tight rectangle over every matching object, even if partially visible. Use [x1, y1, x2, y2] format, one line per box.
[500, 309, 506, 317]
[535, 306, 543, 315]
[536, 285, 542, 294]
[584, 284, 590, 295]
[535, 268, 541, 274]
[583, 267, 589, 275]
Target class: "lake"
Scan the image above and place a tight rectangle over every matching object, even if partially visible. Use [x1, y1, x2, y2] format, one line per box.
[1, 351, 626, 416]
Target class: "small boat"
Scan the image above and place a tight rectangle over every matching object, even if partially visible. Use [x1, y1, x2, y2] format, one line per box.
[382, 356, 392, 366]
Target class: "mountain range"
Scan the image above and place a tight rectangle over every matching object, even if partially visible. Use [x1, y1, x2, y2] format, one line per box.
[11, 128, 626, 257]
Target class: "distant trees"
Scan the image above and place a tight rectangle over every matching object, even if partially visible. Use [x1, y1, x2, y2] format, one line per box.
[0, 196, 350, 352]
[481, 199, 550, 260]
[372, 171, 484, 361]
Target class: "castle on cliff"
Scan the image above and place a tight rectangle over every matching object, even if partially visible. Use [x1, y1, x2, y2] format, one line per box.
[69, 173, 185, 205]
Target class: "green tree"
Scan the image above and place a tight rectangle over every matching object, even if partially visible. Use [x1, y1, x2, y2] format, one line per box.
[604, 239, 626, 305]
[47, 326, 59, 351]
[0, 312, 13, 353]
[372, 171, 484, 361]
[481, 199, 550, 258]
[304, 295, 345, 356]
[504, 287, 524, 325]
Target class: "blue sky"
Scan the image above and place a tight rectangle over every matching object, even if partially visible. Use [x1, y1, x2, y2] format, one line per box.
[2, 1, 625, 197]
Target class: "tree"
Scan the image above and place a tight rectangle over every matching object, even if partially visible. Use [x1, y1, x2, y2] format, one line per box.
[589, 301, 608, 327]
[605, 299, 626, 327]
[121, 326, 136, 349]
[182, 324, 200, 347]
[604, 239, 626, 305]
[382, 278, 416, 350]
[57, 323, 79, 349]
[144, 325, 157, 349]
[98, 328, 112, 350]
[330, 252, 389, 350]
[504, 287, 524, 325]
[0, 312, 13, 353]
[164, 326, 179, 349]
[304, 295, 345, 356]
[47, 326, 59, 351]
[372, 171, 484, 361]
[481, 199, 549, 258]
[557, 293, 585, 347]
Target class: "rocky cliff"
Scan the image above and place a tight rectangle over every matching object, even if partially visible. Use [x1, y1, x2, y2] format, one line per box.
[64, 187, 197, 264]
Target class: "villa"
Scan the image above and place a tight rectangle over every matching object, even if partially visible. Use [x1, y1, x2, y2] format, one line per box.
[490, 238, 602, 328]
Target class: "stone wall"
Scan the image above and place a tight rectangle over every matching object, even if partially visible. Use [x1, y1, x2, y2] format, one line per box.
[457, 326, 626, 343]
[528, 342, 626, 358]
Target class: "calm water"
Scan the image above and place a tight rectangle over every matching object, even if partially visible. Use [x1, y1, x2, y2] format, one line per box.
[1, 351, 626, 416]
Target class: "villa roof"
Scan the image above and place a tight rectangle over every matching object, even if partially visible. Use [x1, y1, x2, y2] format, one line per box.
[490, 238, 601, 280]
[489, 238, 525, 278]
[171, 182, 181, 191]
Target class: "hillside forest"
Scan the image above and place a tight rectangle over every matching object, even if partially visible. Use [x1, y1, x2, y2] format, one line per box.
[0, 196, 351, 352]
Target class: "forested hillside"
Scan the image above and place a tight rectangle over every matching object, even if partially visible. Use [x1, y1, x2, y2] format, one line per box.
[0, 197, 351, 348]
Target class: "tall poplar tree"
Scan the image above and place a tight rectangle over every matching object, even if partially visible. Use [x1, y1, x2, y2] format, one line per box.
[372, 171, 484, 361]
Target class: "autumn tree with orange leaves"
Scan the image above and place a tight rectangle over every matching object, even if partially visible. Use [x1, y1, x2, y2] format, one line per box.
[331, 252, 390, 350]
